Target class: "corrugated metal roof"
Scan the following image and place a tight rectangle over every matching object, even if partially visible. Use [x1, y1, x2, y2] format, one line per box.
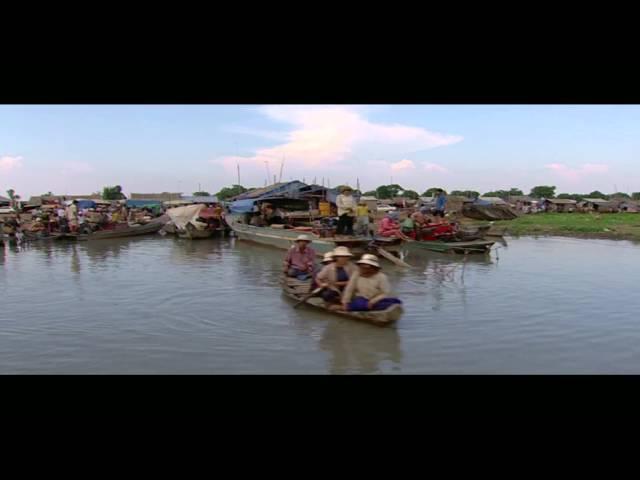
[479, 197, 508, 205]
[581, 198, 610, 204]
[547, 198, 577, 204]
[232, 181, 306, 201]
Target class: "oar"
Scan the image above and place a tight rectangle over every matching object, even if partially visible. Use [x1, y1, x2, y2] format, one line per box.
[377, 246, 411, 268]
[293, 287, 324, 308]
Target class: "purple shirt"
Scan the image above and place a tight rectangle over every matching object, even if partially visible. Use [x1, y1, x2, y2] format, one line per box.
[284, 245, 316, 271]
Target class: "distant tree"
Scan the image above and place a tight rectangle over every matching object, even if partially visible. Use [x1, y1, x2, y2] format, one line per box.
[587, 190, 608, 200]
[102, 185, 126, 200]
[557, 193, 583, 201]
[6, 189, 17, 208]
[400, 190, 419, 200]
[450, 190, 480, 199]
[40, 191, 53, 197]
[483, 190, 509, 199]
[610, 192, 630, 199]
[376, 184, 405, 199]
[632, 192, 640, 201]
[422, 187, 446, 197]
[530, 186, 556, 198]
[362, 190, 377, 197]
[508, 188, 524, 196]
[216, 184, 248, 201]
[192, 191, 211, 197]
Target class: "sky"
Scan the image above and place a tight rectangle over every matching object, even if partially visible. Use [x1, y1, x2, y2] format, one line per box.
[2, 105, 640, 198]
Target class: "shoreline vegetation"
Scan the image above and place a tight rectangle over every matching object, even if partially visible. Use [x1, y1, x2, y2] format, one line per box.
[462, 213, 640, 242]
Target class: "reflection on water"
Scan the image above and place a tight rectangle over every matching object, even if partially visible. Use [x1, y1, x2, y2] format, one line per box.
[318, 320, 403, 374]
[2, 235, 640, 373]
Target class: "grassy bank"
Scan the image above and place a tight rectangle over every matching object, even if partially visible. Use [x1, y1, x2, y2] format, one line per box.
[471, 213, 640, 241]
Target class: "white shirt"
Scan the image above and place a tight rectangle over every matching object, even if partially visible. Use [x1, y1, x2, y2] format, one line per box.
[337, 194, 356, 217]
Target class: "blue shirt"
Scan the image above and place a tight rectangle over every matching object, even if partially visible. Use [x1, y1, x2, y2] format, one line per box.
[436, 194, 447, 210]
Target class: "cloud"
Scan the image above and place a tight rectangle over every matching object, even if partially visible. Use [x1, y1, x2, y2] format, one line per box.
[423, 162, 448, 173]
[545, 163, 609, 180]
[0, 155, 23, 172]
[217, 106, 463, 175]
[390, 159, 416, 171]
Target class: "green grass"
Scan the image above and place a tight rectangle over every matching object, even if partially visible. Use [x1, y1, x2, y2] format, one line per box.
[487, 213, 640, 239]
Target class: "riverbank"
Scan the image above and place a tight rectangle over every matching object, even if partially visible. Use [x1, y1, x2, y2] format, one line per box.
[470, 213, 640, 241]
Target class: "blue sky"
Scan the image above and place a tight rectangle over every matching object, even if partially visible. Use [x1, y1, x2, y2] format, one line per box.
[1, 105, 639, 198]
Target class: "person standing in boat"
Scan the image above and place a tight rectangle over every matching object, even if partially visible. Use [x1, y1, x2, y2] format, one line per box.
[66, 200, 79, 233]
[434, 189, 447, 224]
[316, 246, 356, 304]
[354, 200, 371, 237]
[338, 254, 402, 312]
[336, 186, 356, 236]
[283, 234, 317, 280]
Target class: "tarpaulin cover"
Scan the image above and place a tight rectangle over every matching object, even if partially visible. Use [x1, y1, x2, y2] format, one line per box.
[77, 200, 97, 210]
[126, 199, 162, 208]
[229, 199, 257, 214]
[167, 204, 206, 229]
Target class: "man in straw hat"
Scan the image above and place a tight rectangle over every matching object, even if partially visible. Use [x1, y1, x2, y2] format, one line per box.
[316, 246, 357, 304]
[283, 234, 317, 280]
[337, 254, 402, 311]
[336, 185, 356, 236]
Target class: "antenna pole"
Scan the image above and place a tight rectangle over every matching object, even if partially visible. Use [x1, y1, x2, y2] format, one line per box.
[279, 156, 284, 183]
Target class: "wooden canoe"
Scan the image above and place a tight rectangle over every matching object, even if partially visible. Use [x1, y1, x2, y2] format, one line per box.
[70, 220, 165, 241]
[281, 276, 403, 327]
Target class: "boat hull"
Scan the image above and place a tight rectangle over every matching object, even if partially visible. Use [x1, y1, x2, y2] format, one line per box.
[407, 239, 494, 254]
[281, 276, 403, 326]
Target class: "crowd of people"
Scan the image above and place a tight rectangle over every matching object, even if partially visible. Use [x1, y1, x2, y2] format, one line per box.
[1, 200, 163, 242]
[283, 234, 402, 312]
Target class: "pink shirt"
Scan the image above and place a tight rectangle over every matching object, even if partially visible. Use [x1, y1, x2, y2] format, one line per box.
[284, 245, 317, 271]
[378, 217, 400, 235]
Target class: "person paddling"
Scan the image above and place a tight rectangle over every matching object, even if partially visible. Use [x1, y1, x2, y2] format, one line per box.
[316, 246, 356, 304]
[337, 254, 402, 312]
[283, 234, 317, 280]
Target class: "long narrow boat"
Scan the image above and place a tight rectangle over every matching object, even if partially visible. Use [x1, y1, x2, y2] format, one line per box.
[228, 215, 402, 257]
[61, 219, 166, 241]
[281, 276, 403, 327]
[407, 239, 495, 254]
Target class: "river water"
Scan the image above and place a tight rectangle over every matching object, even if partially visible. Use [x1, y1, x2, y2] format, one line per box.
[2, 234, 640, 374]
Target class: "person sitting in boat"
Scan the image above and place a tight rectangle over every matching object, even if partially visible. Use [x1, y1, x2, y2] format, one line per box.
[338, 254, 402, 312]
[320, 251, 334, 266]
[316, 246, 356, 304]
[378, 211, 403, 238]
[283, 234, 317, 280]
[262, 203, 285, 226]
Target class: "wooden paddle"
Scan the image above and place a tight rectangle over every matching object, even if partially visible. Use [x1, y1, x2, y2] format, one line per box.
[376, 247, 411, 268]
[293, 287, 324, 308]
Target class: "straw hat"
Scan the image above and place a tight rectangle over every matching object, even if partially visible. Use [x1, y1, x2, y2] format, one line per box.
[356, 254, 380, 268]
[321, 252, 334, 263]
[295, 234, 312, 242]
[332, 246, 353, 257]
[341, 186, 353, 192]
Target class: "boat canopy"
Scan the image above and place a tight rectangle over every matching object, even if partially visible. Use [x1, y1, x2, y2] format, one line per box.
[229, 199, 257, 214]
[227, 180, 350, 214]
[167, 204, 206, 229]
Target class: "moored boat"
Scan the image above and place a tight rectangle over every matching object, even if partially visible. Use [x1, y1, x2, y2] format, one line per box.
[229, 216, 403, 258]
[407, 238, 495, 254]
[281, 276, 403, 326]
